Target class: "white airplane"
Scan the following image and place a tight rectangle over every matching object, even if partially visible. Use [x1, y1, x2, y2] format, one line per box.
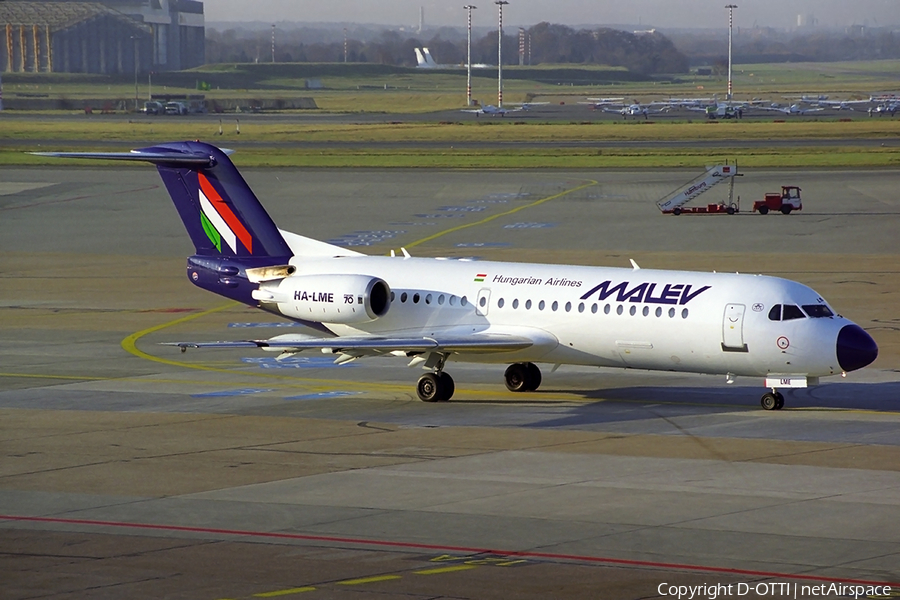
[593, 101, 669, 119]
[415, 48, 446, 68]
[38, 141, 878, 410]
[461, 104, 521, 116]
[415, 47, 489, 69]
[760, 103, 824, 116]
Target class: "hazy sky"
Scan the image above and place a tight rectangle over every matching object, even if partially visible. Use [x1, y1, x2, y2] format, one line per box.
[205, 0, 900, 30]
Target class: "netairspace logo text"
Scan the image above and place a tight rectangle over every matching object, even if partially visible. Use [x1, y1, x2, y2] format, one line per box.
[657, 582, 892, 599]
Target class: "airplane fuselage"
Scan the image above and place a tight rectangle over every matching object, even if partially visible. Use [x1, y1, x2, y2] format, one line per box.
[191, 254, 867, 381]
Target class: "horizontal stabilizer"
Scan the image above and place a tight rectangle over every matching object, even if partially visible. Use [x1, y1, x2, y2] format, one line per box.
[32, 147, 233, 166]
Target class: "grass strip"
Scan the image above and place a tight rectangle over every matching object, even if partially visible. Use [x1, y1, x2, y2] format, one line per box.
[6, 146, 899, 169]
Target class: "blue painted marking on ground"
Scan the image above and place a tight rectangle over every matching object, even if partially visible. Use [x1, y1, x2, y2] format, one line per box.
[455, 242, 511, 248]
[229, 322, 302, 328]
[503, 222, 557, 229]
[389, 222, 437, 226]
[326, 230, 407, 247]
[242, 356, 358, 369]
[285, 391, 362, 401]
[438, 205, 486, 212]
[413, 214, 466, 219]
[191, 388, 274, 398]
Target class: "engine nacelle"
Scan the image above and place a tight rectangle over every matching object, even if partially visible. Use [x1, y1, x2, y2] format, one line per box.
[252, 274, 391, 324]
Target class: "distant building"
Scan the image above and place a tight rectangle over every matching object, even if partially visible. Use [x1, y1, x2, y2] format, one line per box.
[0, 0, 204, 73]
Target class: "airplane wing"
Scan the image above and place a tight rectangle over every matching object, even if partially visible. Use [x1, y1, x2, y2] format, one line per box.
[164, 332, 536, 354]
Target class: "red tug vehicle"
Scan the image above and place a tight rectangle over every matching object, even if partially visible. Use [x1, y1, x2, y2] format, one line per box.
[752, 186, 802, 215]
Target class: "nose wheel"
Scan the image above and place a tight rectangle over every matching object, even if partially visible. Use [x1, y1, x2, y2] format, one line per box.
[761, 391, 785, 410]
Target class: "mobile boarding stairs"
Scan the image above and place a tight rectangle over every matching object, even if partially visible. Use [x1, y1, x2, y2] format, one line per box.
[657, 163, 740, 215]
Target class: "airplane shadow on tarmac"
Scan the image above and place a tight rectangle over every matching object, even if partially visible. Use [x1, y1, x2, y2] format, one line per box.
[522, 381, 900, 429]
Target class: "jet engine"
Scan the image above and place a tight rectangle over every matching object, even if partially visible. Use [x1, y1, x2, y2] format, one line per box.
[252, 274, 391, 324]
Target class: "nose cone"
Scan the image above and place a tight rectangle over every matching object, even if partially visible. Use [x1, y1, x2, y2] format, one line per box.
[836, 324, 878, 372]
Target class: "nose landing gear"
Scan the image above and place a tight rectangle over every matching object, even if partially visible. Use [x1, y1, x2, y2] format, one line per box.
[760, 391, 785, 410]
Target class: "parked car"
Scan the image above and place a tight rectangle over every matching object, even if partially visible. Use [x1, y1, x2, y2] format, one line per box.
[144, 101, 165, 115]
[165, 101, 189, 115]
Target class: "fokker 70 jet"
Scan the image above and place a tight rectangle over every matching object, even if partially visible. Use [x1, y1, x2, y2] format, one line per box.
[40, 142, 878, 409]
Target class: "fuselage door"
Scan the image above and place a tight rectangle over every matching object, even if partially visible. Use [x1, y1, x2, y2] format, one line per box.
[475, 288, 491, 317]
[722, 303, 748, 352]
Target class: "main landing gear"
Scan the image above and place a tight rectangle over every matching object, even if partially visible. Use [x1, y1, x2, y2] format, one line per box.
[760, 390, 785, 410]
[415, 362, 543, 402]
[504, 362, 542, 392]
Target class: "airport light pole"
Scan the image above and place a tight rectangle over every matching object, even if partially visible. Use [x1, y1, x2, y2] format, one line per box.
[495, 0, 508, 108]
[464, 5, 477, 106]
[131, 35, 138, 112]
[725, 4, 737, 100]
[271, 24, 276, 63]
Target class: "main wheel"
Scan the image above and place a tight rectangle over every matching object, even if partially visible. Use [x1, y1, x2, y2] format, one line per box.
[758, 205, 769, 215]
[761, 392, 779, 410]
[524, 362, 542, 391]
[673, 207, 682, 215]
[417, 372, 455, 402]
[417, 373, 441, 402]
[726, 206, 736, 215]
[504, 363, 529, 392]
[780, 205, 793, 215]
[435, 372, 455, 402]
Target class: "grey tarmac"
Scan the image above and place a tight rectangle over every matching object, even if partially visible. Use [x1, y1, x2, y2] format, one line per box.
[1, 166, 898, 599]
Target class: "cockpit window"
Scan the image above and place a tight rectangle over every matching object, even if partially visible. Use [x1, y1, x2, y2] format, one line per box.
[802, 304, 834, 318]
[782, 304, 806, 320]
[768, 305, 781, 321]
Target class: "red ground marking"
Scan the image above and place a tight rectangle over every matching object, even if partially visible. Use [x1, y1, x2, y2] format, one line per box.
[1, 514, 896, 587]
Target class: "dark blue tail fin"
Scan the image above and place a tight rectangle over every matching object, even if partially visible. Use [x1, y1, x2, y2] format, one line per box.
[149, 141, 292, 259]
[37, 141, 292, 261]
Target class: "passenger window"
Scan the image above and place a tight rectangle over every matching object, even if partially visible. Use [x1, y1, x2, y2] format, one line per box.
[668, 307, 675, 318]
[768, 304, 781, 321]
[497, 298, 504, 308]
[438, 294, 445, 305]
[413, 293, 420, 304]
[604, 304, 611, 315]
[425, 294, 432, 304]
[539, 300, 545, 311]
[642, 306, 649, 317]
[629, 306, 636, 316]
[803, 304, 834, 318]
[616, 305, 623, 315]
[401, 292, 408, 303]
[390, 291, 396, 301]
[525, 299, 532, 310]
[479, 296, 487, 307]
[655, 307, 662, 317]
[461, 296, 468, 306]
[681, 308, 689, 319]
[578, 302, 585, 313]
[551, 301, 559, 312]
[591, 303, 598, 314]
[449, 295, 457, 306]
[565, 302, 572, 312]
[512, 299, 519, 309]
[782, 304, 805, 320]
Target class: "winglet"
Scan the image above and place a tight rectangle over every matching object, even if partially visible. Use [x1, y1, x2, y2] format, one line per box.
[630, 259, 641, 270]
